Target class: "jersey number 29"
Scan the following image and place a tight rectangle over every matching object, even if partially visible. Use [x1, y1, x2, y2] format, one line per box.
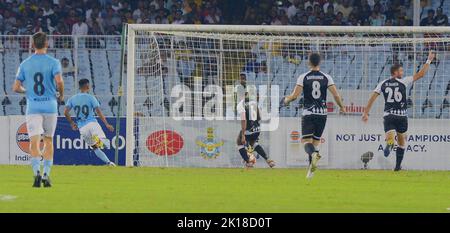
[74, 105, 89, 120]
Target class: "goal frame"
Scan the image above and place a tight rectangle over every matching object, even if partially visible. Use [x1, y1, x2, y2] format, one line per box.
[125, 24, 450, 167]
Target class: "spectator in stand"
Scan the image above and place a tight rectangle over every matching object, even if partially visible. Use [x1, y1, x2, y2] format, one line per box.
[369, 4, 386, 26]
[305, 0, 320, 9]
[323, 4, 335, 25]
[72, 16, 88, 35]
[132, 0, 146, 21]
[433, 7, 448, 26]
[0, 0, 446, 35]
[287, 0, 302, 20]
[65, 9, 78, 29]
[111, 0, 123, 12]
[322, 0, 336, 13]
[171, 10, 185, 24]
[336, 0, 353, 20]
[420, 9, 435, 26]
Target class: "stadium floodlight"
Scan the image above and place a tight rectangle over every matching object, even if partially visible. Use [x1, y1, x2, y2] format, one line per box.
[126, 25, 450, 168]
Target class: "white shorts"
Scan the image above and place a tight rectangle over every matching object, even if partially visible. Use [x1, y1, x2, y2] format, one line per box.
[79, 121, 106, 146]
[26, 114, 58, 137]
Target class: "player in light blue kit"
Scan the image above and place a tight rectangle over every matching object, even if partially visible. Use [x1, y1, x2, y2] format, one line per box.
[13, 32, 65, 188]
[64, 79, 116, 166]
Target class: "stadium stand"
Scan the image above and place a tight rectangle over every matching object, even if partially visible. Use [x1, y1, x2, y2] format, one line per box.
[0, 0, 449, 118]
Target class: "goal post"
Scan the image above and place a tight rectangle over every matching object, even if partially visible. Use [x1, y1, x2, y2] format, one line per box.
[126, 24, 450, 170]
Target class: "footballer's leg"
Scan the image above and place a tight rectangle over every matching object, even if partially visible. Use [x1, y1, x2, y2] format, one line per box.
[26, 114, 44, 187]
[301, 116, 316, 179]
[236, 131, 252, 167]
[309, 115, 326, 175]
[394, 133, 406, 171]
[89, 122, 115, 166]
[394, 117, 408, 171]
[251, 133, 275, 168]
[41, 136, 54, 187]
[41, 114, 57, 187]
[29, 135, 43, 188]
[301, 115, 315, 165]
[310, 138, 322, 172]
[384, 130, 396, 157]
[383, 115, 396, 157]
[254, 142, 275, 168]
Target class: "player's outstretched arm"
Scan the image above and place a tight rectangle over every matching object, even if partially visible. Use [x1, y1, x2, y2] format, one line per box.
[63, 107, 78, 131]
[282, 85, 303, 106]
[95, 108, 114, 132]
[55, 74, 64, 102]
[12, 80, 26, 94]
[328, 85, 346, 114]
[362, 92, 379, 122]
[413, 51, 435, 82]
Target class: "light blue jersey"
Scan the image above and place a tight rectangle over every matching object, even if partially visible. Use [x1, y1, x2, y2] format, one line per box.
[66, 93, 100, 128]
[16, 54, 62, 115]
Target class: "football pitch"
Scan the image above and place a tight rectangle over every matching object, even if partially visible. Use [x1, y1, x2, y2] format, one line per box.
[0, 165, 448, 213]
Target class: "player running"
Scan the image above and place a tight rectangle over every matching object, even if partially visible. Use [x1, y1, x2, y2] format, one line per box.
[281, 53, 345, 179]
[362, 51, 435, 171]
[64, 79, 116, 166]
[237, 93, 275, 168]
[13, 32, 64, 188]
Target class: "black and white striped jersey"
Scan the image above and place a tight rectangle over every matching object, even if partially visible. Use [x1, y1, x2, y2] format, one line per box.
[296, 70, 335, 116]
[237, 99, 260, 135]
[374, 76, 414, 117]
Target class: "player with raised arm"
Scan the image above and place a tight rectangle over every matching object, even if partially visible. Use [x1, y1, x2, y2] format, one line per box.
[281, 53, 345, 179]
[13, 32, 64, 188]
[64, 79, 116, 166]
[236, 92, 275, 168]
[362, 51, 435, 171]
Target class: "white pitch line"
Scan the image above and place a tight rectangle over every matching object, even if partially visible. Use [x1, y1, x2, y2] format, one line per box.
[0, 194, 17, 201]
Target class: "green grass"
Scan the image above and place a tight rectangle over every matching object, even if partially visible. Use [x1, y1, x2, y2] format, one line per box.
[0, 165, 449, 213]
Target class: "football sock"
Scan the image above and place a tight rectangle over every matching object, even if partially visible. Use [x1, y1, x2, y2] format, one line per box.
[304, 143, 315, 163]
[94, 148, 111, 164]
[254, 144, 268, 160]
[386, 137, 395, 150]
[395, 147, 405, 169]
[31, 157, 41, 176]
[238, 146, 249, 162]
[43, 159, 53, 176]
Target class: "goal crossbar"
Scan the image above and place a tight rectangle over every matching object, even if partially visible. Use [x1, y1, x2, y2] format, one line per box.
[128, 24, 450, 34]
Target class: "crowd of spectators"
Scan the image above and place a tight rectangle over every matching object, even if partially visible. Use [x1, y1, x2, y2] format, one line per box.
[0, 0, 448, 36]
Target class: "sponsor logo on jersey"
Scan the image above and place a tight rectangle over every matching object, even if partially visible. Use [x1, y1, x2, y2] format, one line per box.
[146, 130, 184, 156]
[196, 127, 224, 159]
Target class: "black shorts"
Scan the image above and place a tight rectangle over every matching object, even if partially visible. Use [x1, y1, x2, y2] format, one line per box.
[237, 131, 260, 144]
[383, 115, 408, 134]
[301, 115, 327, 140]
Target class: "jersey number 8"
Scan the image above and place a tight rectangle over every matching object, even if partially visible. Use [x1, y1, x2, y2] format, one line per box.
[33, 72, 45, 96]
[385, 87, 402, 103]
[312, 81, 321, 99]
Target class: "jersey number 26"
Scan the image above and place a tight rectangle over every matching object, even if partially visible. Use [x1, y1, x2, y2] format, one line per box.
[385, 87, 402, 103]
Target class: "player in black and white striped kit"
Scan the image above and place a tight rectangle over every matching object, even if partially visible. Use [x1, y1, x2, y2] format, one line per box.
[281, 53, 346, 179]
[363, 51, 435, 171]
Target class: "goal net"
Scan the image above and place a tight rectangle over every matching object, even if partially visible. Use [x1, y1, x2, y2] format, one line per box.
[126, 25, 450, 170]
